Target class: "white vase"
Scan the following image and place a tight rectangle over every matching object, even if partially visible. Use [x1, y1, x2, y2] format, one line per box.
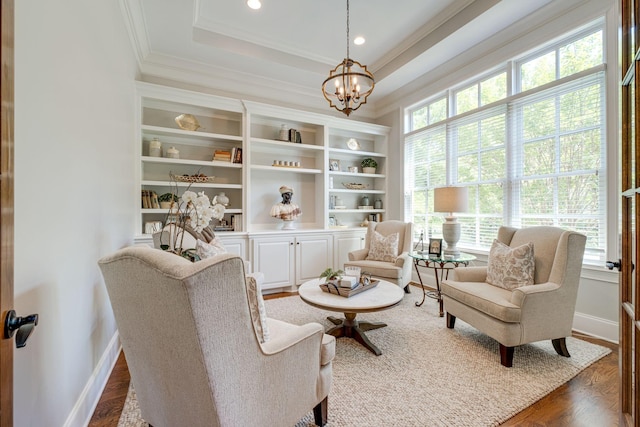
[216, 192, 229, 206]
[363, 167, 376, 174]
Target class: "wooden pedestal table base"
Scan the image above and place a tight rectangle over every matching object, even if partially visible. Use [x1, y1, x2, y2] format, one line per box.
[326, 313, 387, 356]
[298, 278, 404, 356]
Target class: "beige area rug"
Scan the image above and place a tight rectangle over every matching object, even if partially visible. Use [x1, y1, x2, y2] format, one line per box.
[118, 294, 610, 427]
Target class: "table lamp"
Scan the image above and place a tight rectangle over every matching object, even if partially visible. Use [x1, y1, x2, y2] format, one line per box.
[434, 186, 468, 256]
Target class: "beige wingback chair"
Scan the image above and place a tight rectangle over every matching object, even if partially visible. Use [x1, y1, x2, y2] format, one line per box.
[345, 220, 414, 293]
[441, 226, 586, 367]
[99, 246, 334, 427]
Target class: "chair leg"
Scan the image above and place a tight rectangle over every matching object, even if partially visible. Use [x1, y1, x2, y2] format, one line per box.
[446, 312, 456, 329]
[499, 344, 514, 367]
[552, 337, 571, 357]
[313, 396, 328, 427]
[404, 284, 411, 293]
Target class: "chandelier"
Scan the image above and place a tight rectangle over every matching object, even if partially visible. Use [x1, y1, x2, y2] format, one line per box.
[321, 0, 374, 116]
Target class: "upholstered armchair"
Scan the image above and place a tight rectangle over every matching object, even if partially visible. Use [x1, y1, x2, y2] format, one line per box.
[441, 226, 586, 367]
[345, 220, 414, 293]
[99, 246, 334, 426]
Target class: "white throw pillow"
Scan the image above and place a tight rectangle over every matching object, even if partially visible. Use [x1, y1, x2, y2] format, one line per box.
[366, 231, 399, 262]
[486, 239, 535, 290]
[196, 237, 227, 259]
[245, 275, 270, 343]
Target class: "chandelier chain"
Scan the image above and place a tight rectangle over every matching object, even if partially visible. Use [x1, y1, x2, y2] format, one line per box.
[346, 0, 350, 59]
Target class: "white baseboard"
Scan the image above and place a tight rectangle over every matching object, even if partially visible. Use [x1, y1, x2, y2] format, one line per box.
[573, 311, 619, 344]
[63, 331, 121, 427]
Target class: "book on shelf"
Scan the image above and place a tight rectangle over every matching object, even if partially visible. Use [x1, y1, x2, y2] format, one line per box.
[141, 190, 159, 209]
[213, 149, 232, 162]
[231, 147, 243, 164]
[231, 214, 243, 231]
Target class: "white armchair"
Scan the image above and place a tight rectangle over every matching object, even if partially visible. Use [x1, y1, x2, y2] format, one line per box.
[345, 220, 414, 293]
[441, 226, 586, 367]
[99, 246, 334, 426]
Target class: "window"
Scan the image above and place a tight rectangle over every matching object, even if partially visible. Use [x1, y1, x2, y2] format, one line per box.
[404, 25, 606, 263]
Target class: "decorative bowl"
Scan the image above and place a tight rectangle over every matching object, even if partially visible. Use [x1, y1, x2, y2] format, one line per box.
[175, 113, 201, 131]
[343, 183, 369, 190]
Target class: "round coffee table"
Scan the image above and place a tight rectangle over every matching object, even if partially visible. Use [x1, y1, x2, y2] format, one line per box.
[298, 278, 404, 356]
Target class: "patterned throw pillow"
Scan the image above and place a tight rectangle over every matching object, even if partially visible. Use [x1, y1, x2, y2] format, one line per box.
[246, 275, 270, 343]
[196, 237, 227, 259]
[366, 231, 399, 262]
[486, 239, 535, 290]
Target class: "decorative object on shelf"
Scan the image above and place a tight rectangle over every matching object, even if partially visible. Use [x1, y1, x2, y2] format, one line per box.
[216, 192, 229, 207]
[165, 146, 180, 159]
[361, 157, 377, 174]
[149, 138, 162, 157]
[159, 176, 226, 260]
[342, 182, 369, 190]
[434, 186, 469, 256]
[144, 221, 163, 234]
[374, 198, 383, 209]
[174, 113, 201, 131]
[270, 185, 301, 230]
[278, 124, 289, 141]
[348, 166, 358, 173]
[321, 0, 374, 116]
[347, 138, 361, 150]
[329, 159, 341, 171]
[158, 192, 179, 209]
[329, 176, 334, 189]
[360, 195, 370, 206]
[171, 173, 215, 183]
[272, 160, 301, 168]
[428, 238, 443, 258]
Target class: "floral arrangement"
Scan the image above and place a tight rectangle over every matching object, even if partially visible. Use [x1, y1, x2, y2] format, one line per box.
[161, 174, 225, 260]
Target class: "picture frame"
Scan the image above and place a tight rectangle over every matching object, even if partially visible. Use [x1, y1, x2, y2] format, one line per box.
[428, 238, 442, 257]
[329, 159, 341, 171]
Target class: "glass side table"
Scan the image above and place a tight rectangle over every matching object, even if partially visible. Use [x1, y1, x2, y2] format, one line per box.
[409, 252, 476, 317]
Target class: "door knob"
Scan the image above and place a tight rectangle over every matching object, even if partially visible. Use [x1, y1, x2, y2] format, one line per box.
[605, 259, 621, 271]
[605, 259, 632, 272]
[4, 310, 38, 348]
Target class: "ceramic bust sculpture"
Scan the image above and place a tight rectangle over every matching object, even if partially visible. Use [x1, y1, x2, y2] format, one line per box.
[270, 185, 301, 229]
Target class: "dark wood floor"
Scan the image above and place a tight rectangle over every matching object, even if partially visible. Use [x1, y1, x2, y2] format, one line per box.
[89, 291, 620, 427]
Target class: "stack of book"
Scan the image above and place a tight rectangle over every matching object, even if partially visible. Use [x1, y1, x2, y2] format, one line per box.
[213, 150, 232, 162]
[141, 190, 159, 209]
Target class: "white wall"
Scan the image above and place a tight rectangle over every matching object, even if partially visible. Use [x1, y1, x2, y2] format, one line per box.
[14, 1, 138, 425]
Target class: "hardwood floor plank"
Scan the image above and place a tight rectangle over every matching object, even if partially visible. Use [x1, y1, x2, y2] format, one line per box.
[90, 292, 620, 426]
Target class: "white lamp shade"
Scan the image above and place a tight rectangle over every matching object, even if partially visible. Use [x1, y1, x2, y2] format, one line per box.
[434, 186, 468, 214]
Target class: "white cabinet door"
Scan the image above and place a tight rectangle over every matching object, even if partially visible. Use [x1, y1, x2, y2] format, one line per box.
[218, 236, 246, 258]
[334, 231, 366, 270]
[295, 234, 333, 284]
[252, 237, 294, 290]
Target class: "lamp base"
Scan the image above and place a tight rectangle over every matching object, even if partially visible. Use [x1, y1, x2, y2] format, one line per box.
[442, 218, 461, 257]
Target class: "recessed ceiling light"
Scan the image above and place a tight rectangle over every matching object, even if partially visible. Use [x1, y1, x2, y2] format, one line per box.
[354, 36, 365, 45]
[247, 0, 261, 10]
